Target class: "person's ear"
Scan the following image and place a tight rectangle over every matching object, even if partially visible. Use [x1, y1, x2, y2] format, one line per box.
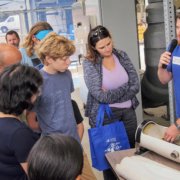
[45, 56, 54, 64]
[32, 35, 40, 44]
[75, 175, 81, 180]
[32, 35, 37, 42]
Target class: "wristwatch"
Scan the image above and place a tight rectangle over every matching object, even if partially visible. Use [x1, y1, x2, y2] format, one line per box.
[174, 121, 180, 131]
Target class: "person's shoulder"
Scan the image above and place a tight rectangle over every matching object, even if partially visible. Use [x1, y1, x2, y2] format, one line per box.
[19, 47, 33, 66]
[63, 69, 72, 77]
[1, 117, 28, 133]
[83, 58, 94, 66]
[19, 47, 26, 54]
[113, 48, 127, 57]
[175, 45, 180, 52]
[66, 69, 71, 74]
[83, 58, 88, 63]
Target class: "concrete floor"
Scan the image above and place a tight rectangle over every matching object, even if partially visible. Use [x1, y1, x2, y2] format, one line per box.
[72, 87, 103, 180]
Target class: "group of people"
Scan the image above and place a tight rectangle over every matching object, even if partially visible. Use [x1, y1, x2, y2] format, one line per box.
[0, 12, 179, 180]
[0, 23, 95, 180]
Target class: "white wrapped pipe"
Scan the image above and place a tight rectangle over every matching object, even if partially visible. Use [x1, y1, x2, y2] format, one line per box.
[137, 121, 180, 163]
[115, 156, 180, 180]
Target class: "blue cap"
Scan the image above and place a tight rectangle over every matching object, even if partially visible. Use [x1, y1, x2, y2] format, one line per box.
[35, 30, 53, 40]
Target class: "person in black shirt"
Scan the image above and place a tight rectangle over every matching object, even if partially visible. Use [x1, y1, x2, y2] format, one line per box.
[72, 99, 84, 141]
[0, 64, 43, 180]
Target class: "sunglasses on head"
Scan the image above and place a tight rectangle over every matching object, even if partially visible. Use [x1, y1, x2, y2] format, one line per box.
[90, 26, 105, 38]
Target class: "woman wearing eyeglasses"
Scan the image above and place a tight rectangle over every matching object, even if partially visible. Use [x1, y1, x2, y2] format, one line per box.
[83, 25, 139, 180]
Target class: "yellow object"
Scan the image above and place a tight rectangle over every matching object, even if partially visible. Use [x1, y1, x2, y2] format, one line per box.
[138, 24, 146, 43]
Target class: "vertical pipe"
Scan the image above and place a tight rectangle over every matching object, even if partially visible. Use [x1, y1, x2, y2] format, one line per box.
[163, 0, 176, 124]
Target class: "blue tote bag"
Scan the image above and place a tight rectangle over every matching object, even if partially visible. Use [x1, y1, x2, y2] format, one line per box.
[88, 104, 130, 171]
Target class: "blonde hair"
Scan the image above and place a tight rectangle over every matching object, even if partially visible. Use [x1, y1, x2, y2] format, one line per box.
[35, 32, 75, 64]
[22, 21, 53, 57]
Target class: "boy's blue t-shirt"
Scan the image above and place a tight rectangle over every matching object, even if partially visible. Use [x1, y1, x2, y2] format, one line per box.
[167, 45, 180, 118]
[33, 69, 80, 143]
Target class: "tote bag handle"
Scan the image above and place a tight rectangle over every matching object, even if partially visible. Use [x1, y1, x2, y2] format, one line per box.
[96, 104, 113, 127]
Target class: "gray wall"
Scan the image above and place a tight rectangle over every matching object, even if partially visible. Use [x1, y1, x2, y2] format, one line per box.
[99, 0, 143, 124]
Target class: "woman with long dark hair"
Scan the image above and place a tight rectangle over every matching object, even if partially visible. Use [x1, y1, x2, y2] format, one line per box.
[83, 25, 139, 179]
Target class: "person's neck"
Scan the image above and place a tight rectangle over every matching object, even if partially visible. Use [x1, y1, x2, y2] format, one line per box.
[103, 54, 114, 61]
[43, 66, 58, 74]
[0, 112, 20, 120]
[103, 54, 115, 70]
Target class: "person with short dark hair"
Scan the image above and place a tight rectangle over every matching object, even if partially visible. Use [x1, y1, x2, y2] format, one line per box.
[5, 30, 20, 48]
[0, 63, 43, 179]
[158, 12, 180, 142]
[27, 134, 83, 180]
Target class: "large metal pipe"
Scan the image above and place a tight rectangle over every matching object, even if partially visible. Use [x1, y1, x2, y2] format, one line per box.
[141, 0, 168, 108]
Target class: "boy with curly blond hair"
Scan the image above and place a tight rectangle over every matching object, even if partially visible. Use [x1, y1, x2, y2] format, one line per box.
[28, 32, 96, 180]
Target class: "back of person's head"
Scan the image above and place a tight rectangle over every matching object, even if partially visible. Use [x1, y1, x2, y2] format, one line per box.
[87, 25, 112, 61]
[0, 63, 43, 116]
[28, 134, 83, 180]
[23, 21, 53, 57]
[0, 43, 22, 71]
[35, 32, 75, 64]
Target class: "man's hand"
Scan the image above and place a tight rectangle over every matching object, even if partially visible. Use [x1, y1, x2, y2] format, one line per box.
[164, 124, 179, 142]
[158, 51, 171, 68]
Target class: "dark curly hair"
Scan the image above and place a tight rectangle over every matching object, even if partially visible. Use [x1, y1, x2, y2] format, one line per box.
[0, 64, 43, 116]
